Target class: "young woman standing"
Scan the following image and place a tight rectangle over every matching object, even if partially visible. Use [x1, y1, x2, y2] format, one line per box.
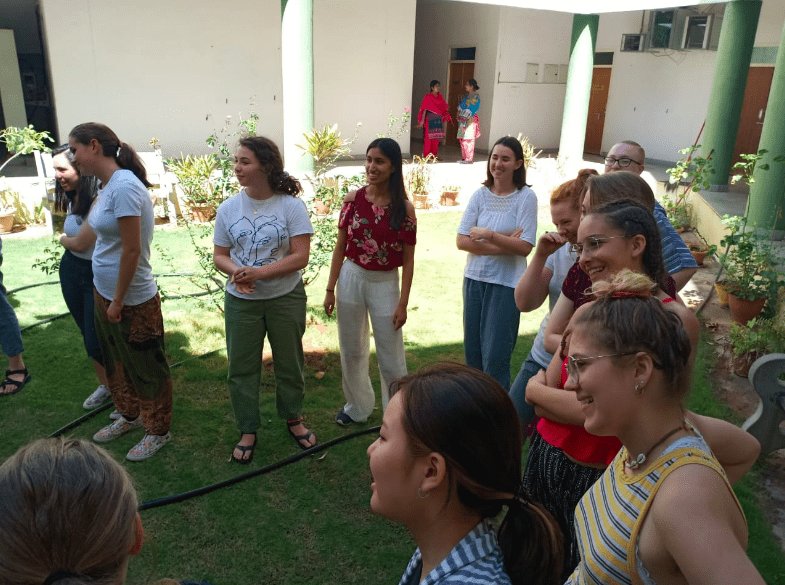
[67, 123, 172, 461]
[456, 78, 481, 163]
[416, 80, 452, 159]
[324, 138, 416, 426]
[457, 136, 537, 390]
[54, 144, 111, 410]
[214, 136, 315, 463]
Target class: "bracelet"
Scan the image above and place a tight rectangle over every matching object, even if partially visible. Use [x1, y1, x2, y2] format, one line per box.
[326, 288, 334, 293]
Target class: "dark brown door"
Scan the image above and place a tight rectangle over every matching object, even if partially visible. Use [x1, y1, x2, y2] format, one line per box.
[732, 67, 775, 167]
[584, 67, 612, 155]
[446, 62, 474, 146]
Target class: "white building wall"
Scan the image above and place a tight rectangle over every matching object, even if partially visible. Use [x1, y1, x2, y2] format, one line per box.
[755, 0, 785, 46]
[40, 0, 282, 157]
[314, 0, 417, 157]
[412, 0, 501, 154]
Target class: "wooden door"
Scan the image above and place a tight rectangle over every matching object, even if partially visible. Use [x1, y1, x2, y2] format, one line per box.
[732, 67, 775, 167]
[446, 62, 474, 146]
[584, 67, 612, 155]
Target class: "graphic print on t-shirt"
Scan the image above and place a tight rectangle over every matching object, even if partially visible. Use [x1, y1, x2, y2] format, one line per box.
[229, 214, 288, 266]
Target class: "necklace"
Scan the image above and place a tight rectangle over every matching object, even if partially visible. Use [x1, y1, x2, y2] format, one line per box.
[624, 424, 684, 470]
[244, 191, 268, 215]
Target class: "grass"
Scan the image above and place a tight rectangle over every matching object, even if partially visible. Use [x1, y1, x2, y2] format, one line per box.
[1, 210, 783, 584]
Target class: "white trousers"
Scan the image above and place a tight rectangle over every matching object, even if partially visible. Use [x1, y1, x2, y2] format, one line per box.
[336, 259, 408, 421]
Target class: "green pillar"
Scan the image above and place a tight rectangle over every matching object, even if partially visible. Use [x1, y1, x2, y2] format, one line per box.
[702, 0, 761, 190]
[747, 33, 785, 232]
[558, 14, 599, 162]
[281, 0, 314, 173]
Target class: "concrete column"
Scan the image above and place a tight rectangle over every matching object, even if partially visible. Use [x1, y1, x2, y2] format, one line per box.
[747, 25, 785, 232]
[558, 14, 599, 162]
[281, 0, 314, 173]
[702, 0, 761, 190]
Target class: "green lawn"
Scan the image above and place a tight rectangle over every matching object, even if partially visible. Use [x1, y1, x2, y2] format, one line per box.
[0, 211, 783, 585]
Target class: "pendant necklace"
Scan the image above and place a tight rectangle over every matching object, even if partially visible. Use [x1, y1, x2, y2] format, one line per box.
[624, 424, 685, 470]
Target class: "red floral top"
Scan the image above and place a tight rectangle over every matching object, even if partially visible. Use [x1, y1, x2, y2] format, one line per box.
[338, 187, 417, 271]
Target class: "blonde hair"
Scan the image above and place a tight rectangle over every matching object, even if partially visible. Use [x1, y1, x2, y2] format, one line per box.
[0, 438, 138, 585]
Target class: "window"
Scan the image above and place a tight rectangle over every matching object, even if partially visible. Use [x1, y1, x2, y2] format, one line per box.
[684, 15, 711, 49]
[650, 10, 674, 49]
[450, 47, 476, 61]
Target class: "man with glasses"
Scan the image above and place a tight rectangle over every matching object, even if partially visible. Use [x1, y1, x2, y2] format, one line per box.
[604, 141, 697, 291]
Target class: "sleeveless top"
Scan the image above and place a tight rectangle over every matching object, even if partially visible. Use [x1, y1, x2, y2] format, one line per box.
[338, 187, 416, 271]
[565, 431, 744, 585]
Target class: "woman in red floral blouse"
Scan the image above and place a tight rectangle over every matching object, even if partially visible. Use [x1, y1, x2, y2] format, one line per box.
[324, 138, 417, 426]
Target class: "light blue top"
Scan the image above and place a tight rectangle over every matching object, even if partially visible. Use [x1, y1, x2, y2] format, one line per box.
[457, 186, 538, 289]
[529, 243, 577, 368]
[63, 201, 94, 260]
[213, 191, 313, 300]
[654, 201, 698, 275]
[398, 521, 511, 585]
[89, 170, 157, 305]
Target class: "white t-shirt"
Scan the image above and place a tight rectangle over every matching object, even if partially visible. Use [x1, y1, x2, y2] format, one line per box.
[529, 243, 577, 368]
[213, 191, 313, 300]
[89, 170, 157, 305]
[457, 185, 538, 289]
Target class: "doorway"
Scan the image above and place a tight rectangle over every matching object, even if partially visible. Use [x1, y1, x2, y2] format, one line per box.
[584, 67, 612, 155]
[446, 61, 474, 147]
[732, 66, 774, 167]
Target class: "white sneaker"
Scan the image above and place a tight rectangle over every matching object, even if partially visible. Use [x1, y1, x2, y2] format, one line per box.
[93, 415, 143, 443]
[83, 385, 112, 409]
[126, 432, 171, 461]
[109, 410, 121, 420]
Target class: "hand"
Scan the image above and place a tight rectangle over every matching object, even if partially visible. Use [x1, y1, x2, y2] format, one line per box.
[416, 123, 423, 129]
[231, 266, 258, 284]
[536, 231, 568, 257]
[509, 227, 523, 239]
[392, 304, 407, 330]
[107, 300, 123, 323]
[324, 290, 336, 317]
[525, 369, 548, 406]
[469, 226, 494, 241]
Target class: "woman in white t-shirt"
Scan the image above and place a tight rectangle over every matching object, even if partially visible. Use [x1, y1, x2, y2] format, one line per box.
[213, 136, 315, 464]
[456, 136, 537, 390]
[65, 122, 172, 462]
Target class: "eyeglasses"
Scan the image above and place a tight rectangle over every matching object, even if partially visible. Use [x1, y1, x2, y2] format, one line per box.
[566, 352, 637, 384]
[604, 156, 643, 168]
[569, 235, 627, 256]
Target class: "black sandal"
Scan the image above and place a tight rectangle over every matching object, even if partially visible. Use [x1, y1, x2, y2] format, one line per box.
[231, 432, 257, 465]
[0, 368, 30, 396]
[287, 418, 317, 451]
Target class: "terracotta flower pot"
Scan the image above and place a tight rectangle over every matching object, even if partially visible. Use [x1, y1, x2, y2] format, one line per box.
[413, 193, 430, 210]
[440, 191, 459, 206]
[728, 293, 766, 325]
[714, 281, 729, 307]
[190, 204, 215, 223]
[689, 246, 707, 265]
[732, 350, 764, 378]
[313, 200, 330, 215]
[0, 211, 14, 234]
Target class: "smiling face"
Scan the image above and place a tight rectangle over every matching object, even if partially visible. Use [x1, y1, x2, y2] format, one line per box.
[365, 147, 394, 187]
[367, 392, 427, 525]
[488, 144, 522, 184]
[234, 146, 267, 189]
[67, 137, 99, 177]
[551, 200, 581, 245]
[52, 153, 80, 192]
[577, 214, 645, 283]
[431, 82, 441, 94]
[564, 327, 637, 437]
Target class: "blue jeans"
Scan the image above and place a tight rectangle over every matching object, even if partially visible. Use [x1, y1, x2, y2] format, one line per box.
[0, 238, 24, 358]
[509, 353, 543, 426]
[463, 277, 520, 389]
[59, 251, 103, 363]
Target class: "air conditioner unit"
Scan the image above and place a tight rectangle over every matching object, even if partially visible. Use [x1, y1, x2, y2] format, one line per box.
[620, 34, 646, 52]
[646, 7, 722, 51]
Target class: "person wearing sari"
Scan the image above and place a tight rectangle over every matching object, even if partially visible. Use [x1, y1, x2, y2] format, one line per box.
[457, 78, 481, 163]
[416, 80, 452, 159]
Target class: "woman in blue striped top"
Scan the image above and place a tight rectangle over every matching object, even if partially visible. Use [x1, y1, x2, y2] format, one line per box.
[367, 362, 563, 585]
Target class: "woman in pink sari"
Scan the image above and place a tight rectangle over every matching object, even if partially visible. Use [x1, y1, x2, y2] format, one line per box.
[416, 80, 452, 159]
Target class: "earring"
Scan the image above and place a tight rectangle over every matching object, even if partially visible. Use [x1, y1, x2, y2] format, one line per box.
[634, 381, 644, 395]
[417, 487, 429, 499]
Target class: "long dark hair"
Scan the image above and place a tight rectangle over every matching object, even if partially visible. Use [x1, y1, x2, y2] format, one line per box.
[366, 138, 408, 231]
[68, 123, 152, 188]
[391, 363, 563, 585]
[483, 136, 529, 190]
[237, 136, 302, 196]
[587, 199, 668, 293]
[52, 144, 98, 218]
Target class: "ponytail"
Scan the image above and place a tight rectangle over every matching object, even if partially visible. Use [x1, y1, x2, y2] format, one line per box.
[69, 123, 152, 188]
[116, 141, 152, 188]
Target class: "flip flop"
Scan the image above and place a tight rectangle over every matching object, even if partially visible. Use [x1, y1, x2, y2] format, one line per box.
[0, 368, 30, 396]
[231, 432, 257, 465]
[287, 418, 317, 451]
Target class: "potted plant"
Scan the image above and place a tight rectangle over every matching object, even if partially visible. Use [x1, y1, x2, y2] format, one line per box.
[728, 318, 785, 377]
[406, 154, 436, 209]
[688, 242, 716, 266]
[0, 186, 16, 233]
[440, 184, 460, 206]
[516, 134, 542, 170]
[166, 154, 222, 222]
[719, 215, 784, 325]
[665, 144, 714, 232]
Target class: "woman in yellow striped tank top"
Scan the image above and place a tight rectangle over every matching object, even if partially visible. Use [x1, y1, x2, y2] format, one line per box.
[563, 270, 765, 585]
